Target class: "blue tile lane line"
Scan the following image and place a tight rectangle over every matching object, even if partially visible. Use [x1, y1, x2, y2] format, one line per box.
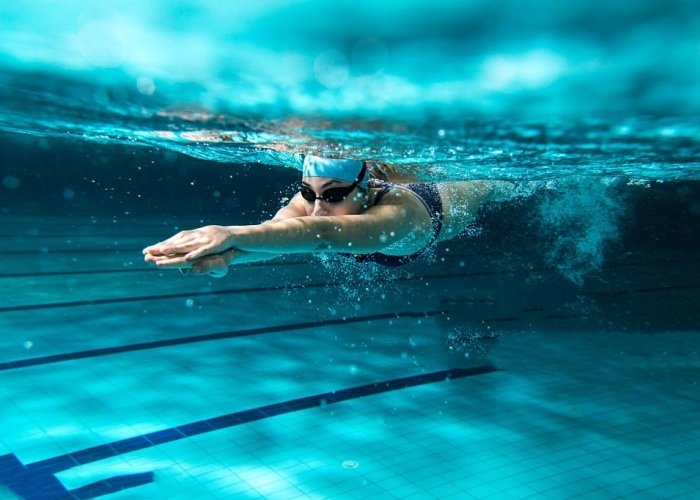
[0, 365, 498, 499]
[0, 311, 443, 371]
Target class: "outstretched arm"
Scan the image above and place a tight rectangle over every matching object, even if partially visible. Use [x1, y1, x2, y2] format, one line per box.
[144, 191, 432, 269]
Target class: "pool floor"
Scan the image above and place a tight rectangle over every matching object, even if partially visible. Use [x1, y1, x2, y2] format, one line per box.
[1, 215, 699, 499]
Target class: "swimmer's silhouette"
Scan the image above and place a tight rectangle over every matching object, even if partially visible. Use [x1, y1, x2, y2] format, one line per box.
[144, 155, 511, 276]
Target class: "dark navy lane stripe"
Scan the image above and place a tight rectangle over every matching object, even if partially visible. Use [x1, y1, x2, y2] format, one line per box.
[0, 268, 162, 278]
[0, 247, 150, 255]
[0, 310, 443, 371]
[0, 261, 307, 278]
[0, 221, 206, 229]
[634, 284, 700, 293]
[5, 264, 698, 313]
[480, 316, 520, 323]
[0, 261, 488, 281]
[27, 366, 498, 474]
[0, 233, 175, 238]
[0, 283, 312, 312]
[0, 366, 498, 498]
[542, 313, 588, 320]
[0, 269, 515, 313]
[3, 253, 698, 281]
[0, 235, 204, 242]
[583, 284, 700, 298]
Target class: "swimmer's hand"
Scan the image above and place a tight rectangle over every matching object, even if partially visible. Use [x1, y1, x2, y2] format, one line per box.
[143, 225, 234, 261]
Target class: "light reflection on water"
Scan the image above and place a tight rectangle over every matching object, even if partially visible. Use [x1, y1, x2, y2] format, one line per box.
[0, 1, 699, 181]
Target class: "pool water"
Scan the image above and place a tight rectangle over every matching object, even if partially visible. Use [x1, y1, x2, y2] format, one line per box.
[1, 1, 700, 498]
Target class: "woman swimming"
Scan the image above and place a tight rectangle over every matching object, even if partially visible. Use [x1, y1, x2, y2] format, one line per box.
[143, 155, 505, 276]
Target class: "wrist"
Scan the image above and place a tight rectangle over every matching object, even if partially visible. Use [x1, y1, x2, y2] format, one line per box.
[224, 225, 244, 248]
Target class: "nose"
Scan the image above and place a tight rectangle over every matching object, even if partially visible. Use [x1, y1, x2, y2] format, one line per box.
[311, 199, 328, 216]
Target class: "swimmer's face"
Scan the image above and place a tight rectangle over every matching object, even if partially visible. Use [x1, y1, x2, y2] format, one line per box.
[300, 177, 368, 216]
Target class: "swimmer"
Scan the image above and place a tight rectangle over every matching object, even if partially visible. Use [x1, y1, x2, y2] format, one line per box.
[143, 155, 509, 276]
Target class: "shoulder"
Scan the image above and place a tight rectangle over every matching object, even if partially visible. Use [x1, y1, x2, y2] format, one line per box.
[366, 184, 432, 226]
[268, 193, 307, 222]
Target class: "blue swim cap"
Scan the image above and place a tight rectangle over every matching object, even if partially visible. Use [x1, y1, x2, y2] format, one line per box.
[302, 155, 368, 188]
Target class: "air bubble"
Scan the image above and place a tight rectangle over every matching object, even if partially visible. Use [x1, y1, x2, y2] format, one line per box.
[136, 77, 156, 95]
[314, 50, 349, 88]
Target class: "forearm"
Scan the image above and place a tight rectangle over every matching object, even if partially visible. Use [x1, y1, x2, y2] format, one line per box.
[226, 218, 336, 254]
[230, 249, 283, 265]
[225, 215, 389, 255]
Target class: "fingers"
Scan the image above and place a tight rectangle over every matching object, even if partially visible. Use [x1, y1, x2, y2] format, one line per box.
[144, 249, 186, 262]
[143, 242, 194, 258]
[143, 252, 158, 263]
[184, 244, 216, 261]
[143, 242, 169, 256]
[143, 233, 184, 255]
[148, 254, 191, 268]
[142, 231, 200, 256]
[155, 237, 199, 255]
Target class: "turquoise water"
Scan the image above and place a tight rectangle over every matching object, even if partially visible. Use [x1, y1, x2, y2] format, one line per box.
[1, 2, 700, 499]
[2, 0, 700, 180]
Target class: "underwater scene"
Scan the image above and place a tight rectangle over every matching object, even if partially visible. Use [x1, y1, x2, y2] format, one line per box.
[1, 1, 699, 498]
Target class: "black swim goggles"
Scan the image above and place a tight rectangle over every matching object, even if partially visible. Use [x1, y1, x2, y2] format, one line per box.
[300, 162, 367, 203]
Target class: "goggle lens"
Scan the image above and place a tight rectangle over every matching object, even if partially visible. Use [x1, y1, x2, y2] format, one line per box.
[300, 185, 354, 203]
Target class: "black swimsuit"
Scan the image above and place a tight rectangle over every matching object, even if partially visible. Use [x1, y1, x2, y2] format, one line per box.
[354, 182, 444, 267]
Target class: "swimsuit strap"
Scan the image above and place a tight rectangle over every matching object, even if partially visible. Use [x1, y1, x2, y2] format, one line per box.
[372, 181, 394, 205]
